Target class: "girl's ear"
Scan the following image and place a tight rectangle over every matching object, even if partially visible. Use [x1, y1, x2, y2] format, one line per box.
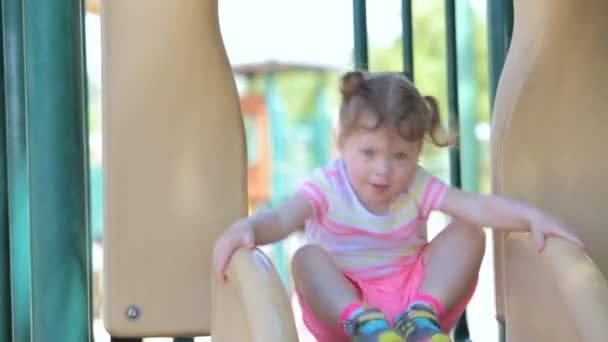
[331, 121, 339, 145]
[335, 128, 345, 152]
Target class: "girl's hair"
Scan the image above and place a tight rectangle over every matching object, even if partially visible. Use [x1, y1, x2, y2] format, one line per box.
[338, 71, 456, 147]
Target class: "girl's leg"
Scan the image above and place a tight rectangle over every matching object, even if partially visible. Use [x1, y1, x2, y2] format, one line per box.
[395, 220, 484, 341]
[291, 244, 359, 323]
[291, 244, 402, 341]
[420, 219, 485, 310]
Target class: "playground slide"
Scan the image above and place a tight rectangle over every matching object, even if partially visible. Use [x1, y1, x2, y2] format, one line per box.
[101, 1, 297, 340]
[99, 0, 608, 340]
[491, 0, 608, 340]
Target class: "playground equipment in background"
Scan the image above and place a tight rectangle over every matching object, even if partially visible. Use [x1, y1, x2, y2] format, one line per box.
[241, 94, 272, 210]
[235, 63, 334, 289]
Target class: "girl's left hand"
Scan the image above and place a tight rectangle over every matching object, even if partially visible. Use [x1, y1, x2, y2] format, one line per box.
[530, 212, 586, 252]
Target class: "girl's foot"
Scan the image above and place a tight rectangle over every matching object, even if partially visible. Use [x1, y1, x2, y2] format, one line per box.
[343, 308, 402, 342]
[394, 303, 450, 342]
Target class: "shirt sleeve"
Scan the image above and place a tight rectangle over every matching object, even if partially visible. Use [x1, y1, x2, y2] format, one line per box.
[297, 166, 333, 223]
[407, 166, 448, 219]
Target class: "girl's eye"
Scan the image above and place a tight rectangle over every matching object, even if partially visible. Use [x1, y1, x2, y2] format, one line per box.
[394, 152, 408, 160]
[362, 149, 374, 156]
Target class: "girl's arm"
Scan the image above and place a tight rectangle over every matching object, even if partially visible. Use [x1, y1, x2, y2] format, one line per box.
[213, 192, 312, 280]
[440, 187, 538, 230]
[439, 187, 585, 251]
[248, 192, 312, 245]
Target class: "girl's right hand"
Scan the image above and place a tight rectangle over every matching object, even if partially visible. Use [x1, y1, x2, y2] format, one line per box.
[212, 218, 256, 282]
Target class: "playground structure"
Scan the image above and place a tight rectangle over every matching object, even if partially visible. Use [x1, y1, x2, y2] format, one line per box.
[1, 0, 608, 341]
[490, 0, 608, 340]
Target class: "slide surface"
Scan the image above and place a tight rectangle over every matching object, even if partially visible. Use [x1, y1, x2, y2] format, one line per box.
[491, 0, 608, 340]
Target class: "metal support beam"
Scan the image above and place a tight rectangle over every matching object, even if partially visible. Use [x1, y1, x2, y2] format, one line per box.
[266, 73, 289, 288]
[23, 0, 92, 340]
[445, 0, 473, 340]
[2, 0, 31, 340]
[401, 0, 414, 80]
[488, 0, 513, 106]
[0, 4, 11, 340]
[353, 0, 369, 70]
[445, 0, 461, 189]
[455, 0, 479, 194]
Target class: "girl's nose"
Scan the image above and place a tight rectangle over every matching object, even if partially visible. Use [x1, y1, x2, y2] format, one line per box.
[375, 158, 390, 176]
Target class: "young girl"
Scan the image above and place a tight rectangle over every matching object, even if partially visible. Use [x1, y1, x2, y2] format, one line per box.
[213, 72, 584, 342]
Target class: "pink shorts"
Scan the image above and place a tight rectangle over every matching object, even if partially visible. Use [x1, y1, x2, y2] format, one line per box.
[296, 248, 477, 342]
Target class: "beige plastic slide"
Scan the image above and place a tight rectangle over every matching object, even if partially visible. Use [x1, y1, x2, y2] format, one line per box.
[100, 0, 298, 340]
[491, 0, 608, 340]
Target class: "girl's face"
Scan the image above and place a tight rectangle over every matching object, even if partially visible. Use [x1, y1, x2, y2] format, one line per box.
[339, 112, 421, 215]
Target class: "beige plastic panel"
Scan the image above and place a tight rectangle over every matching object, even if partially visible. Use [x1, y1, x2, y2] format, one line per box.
[505, 234, 608, 341]
[212, 249, 299, 342]
[101, 0, 297, 339]
[491, 0, 608, 338]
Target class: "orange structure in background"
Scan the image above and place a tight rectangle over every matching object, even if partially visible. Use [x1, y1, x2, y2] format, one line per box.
[241, 94, 272, 209]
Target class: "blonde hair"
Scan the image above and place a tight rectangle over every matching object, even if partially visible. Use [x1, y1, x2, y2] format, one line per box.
[338, 71, 456, 147]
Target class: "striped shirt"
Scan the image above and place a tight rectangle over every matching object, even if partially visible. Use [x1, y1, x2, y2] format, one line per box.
[299, 159, 447, 280]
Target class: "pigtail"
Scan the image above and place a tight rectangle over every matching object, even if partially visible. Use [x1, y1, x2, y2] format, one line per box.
[340, 71, 365, 101]
[423, 96, 458, 147]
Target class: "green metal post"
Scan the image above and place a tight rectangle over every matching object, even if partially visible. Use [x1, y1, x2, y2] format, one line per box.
[0, 4, 11, 340]
[265, 73, 290, 288]
[312, 74, 330, 167]
[2, 0, 31, 340]
[445, 0, 474, 340]
[445, 0, 461, 188]
[401, 0, 414, 80]
[353, 0, 368, 70]
[23, 0, 92, 341]
[456, 0, 478, 194]
[488, 0, 513, 106]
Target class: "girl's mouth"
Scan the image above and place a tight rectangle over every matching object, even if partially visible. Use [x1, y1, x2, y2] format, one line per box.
[371, 183, 389, 192]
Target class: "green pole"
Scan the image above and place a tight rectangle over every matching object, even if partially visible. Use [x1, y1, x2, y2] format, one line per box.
[23, 0, 92, 340]
[353, 0, 368, 70]
[401, 0, 414, 81]
[0, 3, 11, 340]
[456, 1, 479, 193]
[451, 0, 480, 340]
[445, 0, 461, 189]
[265, 73, 289, 288]
[488, 0, 513, 106]
[312, 74, 330, 167]
[445, 0, 476, 340]
[2, 0, 31, 340]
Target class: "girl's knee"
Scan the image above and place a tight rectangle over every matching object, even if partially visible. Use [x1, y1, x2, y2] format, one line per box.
[292, 244, 331, 272]
[450, 220, 486, 249]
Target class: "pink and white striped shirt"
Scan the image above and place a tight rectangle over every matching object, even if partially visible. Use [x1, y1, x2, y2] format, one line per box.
[299, 159, 447, 280]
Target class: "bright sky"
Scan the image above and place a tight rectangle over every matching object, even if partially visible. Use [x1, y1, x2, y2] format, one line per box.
[86, 0, 486, 83]
[220, 0, 485, 67]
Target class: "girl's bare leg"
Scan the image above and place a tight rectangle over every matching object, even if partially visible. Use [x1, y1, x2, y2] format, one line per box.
[291, 244, 359, 323]
[420, 219, 485, 310]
